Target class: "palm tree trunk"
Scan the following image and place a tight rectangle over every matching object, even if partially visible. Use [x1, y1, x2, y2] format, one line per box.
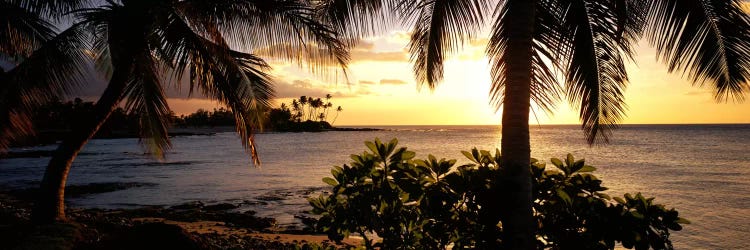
[32, 67, 130, 223]
[498, 0, 536, 249]
[332, 112, 339, 125]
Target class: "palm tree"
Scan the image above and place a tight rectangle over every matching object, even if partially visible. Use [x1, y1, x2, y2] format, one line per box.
[299, 95, 309, 120]
[318, 0, 750, 248]
[324, 101, 333, 122]
[291, 99, 301, 121]
[312, 97, 323, 120]
[13, 0, 348, 224]
[331, 105, 342, 125]
[324, 93, 333, 120]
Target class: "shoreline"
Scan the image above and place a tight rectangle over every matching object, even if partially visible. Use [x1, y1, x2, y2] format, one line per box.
[0, 186, 358, 249]
[5, 126, 385, 149]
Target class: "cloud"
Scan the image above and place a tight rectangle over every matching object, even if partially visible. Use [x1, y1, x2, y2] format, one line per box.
[354, 41, 376, 50]
[380, 79, 407, 85]
[684, 90, 712, 96]
[351, 50, 408, 62]
[274, 79, 371, 99]
[359, 80, 376, 85]
[274, 79, 334, 98]
[349, 38, 409, 62]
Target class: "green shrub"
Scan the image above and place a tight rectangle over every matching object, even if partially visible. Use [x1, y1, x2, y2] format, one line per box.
[309, 138, 688, 250]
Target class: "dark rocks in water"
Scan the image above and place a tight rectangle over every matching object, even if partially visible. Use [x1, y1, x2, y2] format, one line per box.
[170, 201, 205, 210]
[241, 200, 269, 206]
[294, 214, 319, 233]
[120, 203, 275, 231]
[203, 203, 238, 211]
[170, 202, 239, 212]
[1, 191, 338, 250]
[256, 194, 285, 202]
[218, 211, 275, 229]
[96, 223, 208, 250]
[6, 182, 157, 201]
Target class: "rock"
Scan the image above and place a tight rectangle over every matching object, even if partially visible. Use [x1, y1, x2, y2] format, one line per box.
[96, 223, 208, 250]
[221, 212, 276, 229]
[169, 201, 205, 210]
[256, 195, 284, 201]
[203, 203, 238, 211]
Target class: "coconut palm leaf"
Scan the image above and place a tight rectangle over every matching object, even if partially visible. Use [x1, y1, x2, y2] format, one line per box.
[11, 0, 92, 18]
[182, 0, 349, 75]
[158, 10, 274, 165]
[405, 0, 491, 88]
[646, 0, 750, 101]
[121, 53, 172, 159]
[189, 49, 275, 166]
[0, 1, 57, 57]
[559, 0, 643, 144]
[314, 0, 401, 45]
[0, 23, 90, 150]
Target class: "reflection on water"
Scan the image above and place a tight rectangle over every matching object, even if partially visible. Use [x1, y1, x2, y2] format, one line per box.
[1, 124, 748, 249]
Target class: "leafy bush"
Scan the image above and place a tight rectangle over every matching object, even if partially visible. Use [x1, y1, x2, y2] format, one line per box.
[309, 138, 688, 250]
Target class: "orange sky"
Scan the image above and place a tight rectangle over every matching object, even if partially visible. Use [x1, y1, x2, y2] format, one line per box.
[166, 8, 750, 126]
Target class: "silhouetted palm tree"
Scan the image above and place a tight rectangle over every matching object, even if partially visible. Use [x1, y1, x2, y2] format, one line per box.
[16, 0, 348, 223]
[324, 93, 333, 120]
[299, 95, 309, 120]
[318, 0, 750, 248]
[311, 97, 323, 120]
[291, 99, 301, 121]
[331, 105, 342, 125]
[324, 101, 333, 121]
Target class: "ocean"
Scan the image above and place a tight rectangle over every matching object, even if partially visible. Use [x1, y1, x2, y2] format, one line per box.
[1, 124, 748, 249]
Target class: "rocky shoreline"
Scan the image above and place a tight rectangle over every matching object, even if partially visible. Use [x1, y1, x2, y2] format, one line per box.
[0, 186, 358, 249]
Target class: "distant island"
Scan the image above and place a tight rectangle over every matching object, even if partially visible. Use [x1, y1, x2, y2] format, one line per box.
[10, 95, 380, 147]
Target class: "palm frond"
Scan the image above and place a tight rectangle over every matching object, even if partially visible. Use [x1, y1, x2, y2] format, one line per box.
[182, 0, 349, 77]
[121, 53, 172, 159]
[406, 0, 491, 89]
[159, 9, 275, 166]
[0, 23, 91, 151]
[0, 1, 57, 57]
[189, 48, 275, 166]
[314, 0, 400, 46]
[487, 0, 563, 114]
[559, 0, 641, 144]
[646, 0, 750, 101]
[12, 0, 93, 19]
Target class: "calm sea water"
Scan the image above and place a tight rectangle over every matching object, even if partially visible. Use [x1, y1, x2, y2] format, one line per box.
[1, 125, 748, 249]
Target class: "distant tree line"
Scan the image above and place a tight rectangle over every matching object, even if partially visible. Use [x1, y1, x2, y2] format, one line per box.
[269, 95, 343, 132]
[174, 95, 343, 131]
[15, 95, 344, 145]
[28, 98, 140, 143]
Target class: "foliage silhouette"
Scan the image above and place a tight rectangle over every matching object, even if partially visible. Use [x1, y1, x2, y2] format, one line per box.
[310, 138, 688, 250]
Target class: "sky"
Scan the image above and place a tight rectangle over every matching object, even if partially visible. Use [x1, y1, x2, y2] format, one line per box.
[78, 3, 750, 126]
